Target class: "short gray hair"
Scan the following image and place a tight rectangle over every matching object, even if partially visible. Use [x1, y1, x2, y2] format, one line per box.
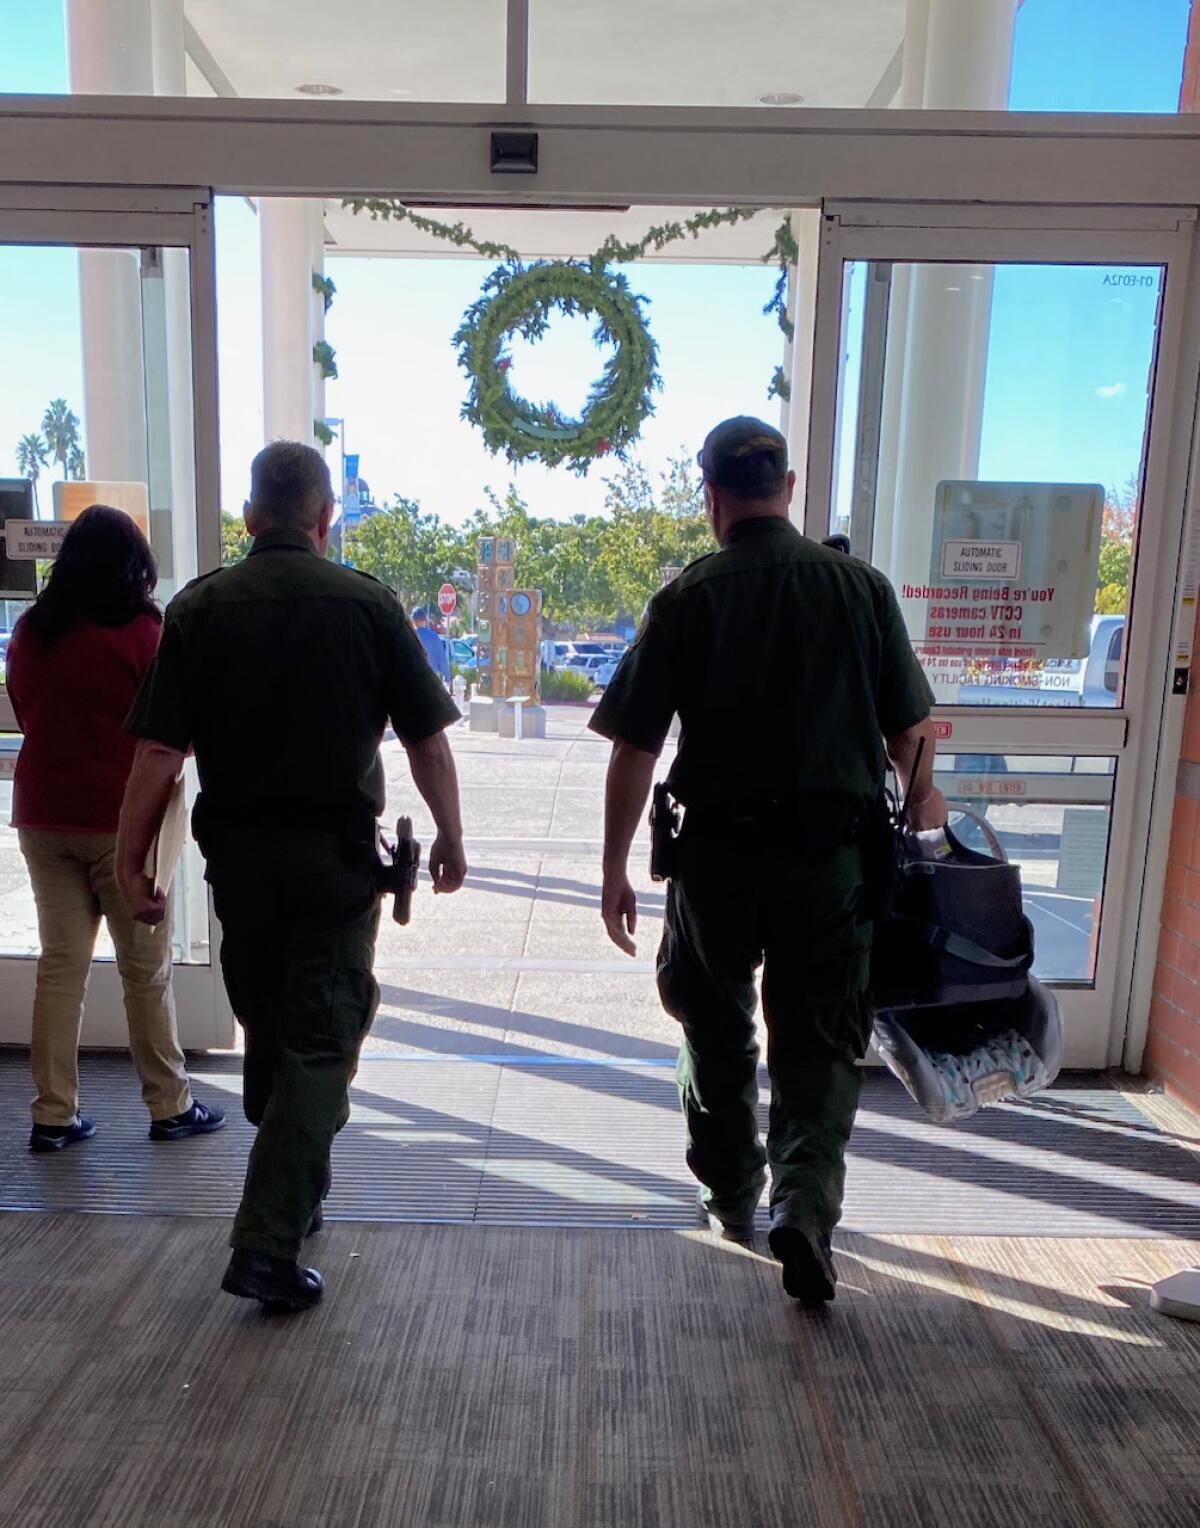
[250, 441, 333, 531]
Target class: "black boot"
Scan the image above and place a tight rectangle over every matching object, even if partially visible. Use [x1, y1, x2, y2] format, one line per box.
[221, 1250, 323, 1312]
[768, 1226, 837, 1305]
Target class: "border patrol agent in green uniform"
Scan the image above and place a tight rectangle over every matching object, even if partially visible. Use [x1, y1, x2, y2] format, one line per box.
[591, 417, 946, 1305]
[118, 442, 466, 1312]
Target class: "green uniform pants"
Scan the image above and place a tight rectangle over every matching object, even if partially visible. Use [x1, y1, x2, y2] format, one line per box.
[204, 826, 381, 1262]
[657, 840, 872, 1234]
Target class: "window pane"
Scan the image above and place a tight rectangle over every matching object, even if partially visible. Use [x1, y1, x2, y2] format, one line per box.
[833, 260, 1158, 708]
[0, 0, 508, 103]
[934, 753, 1115, 983]
[0, 244, 208, 966]
[529, 0, 1191, 111]
[0, 0, 1188, 114]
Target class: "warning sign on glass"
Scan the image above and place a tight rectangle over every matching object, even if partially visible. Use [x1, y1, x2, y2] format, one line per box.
[901, 481, 1104, 701]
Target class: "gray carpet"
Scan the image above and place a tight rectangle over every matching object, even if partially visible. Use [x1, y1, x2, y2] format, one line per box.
[0, 1213, 1197, 1528]
[0, 1052, 1197, 1236]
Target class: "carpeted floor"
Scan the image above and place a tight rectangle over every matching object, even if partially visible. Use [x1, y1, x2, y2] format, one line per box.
[0, 1214, 1197, 1528]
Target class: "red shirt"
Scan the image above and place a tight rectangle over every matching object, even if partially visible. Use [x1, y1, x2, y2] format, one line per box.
[7, 614, 161, 834]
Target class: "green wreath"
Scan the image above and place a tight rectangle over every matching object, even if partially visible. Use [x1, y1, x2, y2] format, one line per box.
[453, 260, 660, 475]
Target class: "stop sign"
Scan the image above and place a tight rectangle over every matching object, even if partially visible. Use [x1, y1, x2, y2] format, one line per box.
[437, 583, 457, 617]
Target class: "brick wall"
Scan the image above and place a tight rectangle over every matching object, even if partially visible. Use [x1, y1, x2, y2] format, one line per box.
[1181, 0, 1200, 112]
[1147, 609, 1200, 1106]
[1142, 1, 1200, 1101]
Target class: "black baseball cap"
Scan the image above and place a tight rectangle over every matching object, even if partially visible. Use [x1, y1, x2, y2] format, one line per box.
[697, 416, 788, 498]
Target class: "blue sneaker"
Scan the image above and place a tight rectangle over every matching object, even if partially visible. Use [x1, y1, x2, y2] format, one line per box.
[149, 1100, 226, 1142]
[30, 1114, 97, 1153]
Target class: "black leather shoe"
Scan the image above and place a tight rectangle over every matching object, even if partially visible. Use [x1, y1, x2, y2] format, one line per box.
[221, 1250, 324, 1312]
[696, 1188, 755, 1245]
[768, 1226, 837, 1305]
[30, 1114, 96, 1153]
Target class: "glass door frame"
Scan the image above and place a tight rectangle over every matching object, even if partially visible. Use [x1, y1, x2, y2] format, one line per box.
[0, 187, 232, 1049]
[805, 203, 1200, 1068]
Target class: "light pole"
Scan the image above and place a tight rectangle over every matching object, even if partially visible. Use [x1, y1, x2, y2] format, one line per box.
[450, 567, 476, 641]
[322, 416, 346, 562]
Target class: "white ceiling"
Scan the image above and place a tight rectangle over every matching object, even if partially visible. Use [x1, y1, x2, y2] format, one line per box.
[184, 0, 905, 108]
[526, 0, 905, 108]
[186, 0, 508, 103]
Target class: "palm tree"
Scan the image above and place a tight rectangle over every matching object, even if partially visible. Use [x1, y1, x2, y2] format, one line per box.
[15, 433, 47, 514]
[41, 399, 81, 481]
[67, 444, 86, 481]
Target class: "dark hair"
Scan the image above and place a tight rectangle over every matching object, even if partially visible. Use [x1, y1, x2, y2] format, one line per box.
[250, 441, 333, 531]
[20, 504, 160, 649]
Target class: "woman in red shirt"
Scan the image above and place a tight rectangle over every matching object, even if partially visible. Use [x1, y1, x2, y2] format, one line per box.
[7, 505, 224, 1152]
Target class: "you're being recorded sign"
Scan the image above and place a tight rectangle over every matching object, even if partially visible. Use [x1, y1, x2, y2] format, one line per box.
[902, 481, 1104, 699]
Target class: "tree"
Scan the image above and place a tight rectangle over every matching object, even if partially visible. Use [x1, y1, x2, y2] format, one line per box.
[220, 512, 250, 566]
[15, 433, 47, 513]
[343, 497, 467, 609]
[597, 453, 710, 619]
[67, 443, 86, 481]
[1095, 481, 1136, 616]
[332, 446, 709, 634]
[41, 399, 82, 481]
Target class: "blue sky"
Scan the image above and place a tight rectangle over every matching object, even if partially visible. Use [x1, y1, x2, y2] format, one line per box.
[0, 0, 1192, 526]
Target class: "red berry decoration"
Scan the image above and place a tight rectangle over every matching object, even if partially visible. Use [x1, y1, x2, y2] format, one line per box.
[595, 439, 612, 455]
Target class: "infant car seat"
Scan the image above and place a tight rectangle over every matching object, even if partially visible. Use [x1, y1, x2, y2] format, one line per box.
[870, 807, 1063, 1124]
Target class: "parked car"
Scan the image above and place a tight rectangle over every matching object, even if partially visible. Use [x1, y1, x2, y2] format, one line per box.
[563, 653, 608, 677]
[450, 638, 477, 671]
[594, 657, 621, 691]
[956, 614, 1125, 708]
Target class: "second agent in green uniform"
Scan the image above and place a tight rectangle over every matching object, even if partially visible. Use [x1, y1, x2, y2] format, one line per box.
[117, 442, 466, 1312]
[591, 416, 946, 1305]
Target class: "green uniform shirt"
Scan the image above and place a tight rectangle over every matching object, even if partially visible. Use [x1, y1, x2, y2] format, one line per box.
[590, 516, 933, 811]
[127, 529, 459, 826]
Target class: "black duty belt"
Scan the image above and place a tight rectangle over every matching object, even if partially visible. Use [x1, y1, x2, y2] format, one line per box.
[193, 794, 377, 843]
[681, 792, 865, 860]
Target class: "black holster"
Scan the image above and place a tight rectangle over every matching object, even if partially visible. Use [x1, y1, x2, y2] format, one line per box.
[377, 816, 421, 925]
[650, 783, 681, 882]
[860, 791, 902, 922]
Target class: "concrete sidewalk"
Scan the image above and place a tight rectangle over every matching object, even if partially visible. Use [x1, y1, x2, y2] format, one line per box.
[373, 703, 678, 1060]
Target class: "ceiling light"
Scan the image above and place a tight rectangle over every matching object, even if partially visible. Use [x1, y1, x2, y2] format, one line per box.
[296, 82, 343, 96]
[758, 91, 805, 106]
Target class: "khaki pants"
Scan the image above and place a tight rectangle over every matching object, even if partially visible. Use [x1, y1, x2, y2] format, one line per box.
[19, 829, 192, 1127]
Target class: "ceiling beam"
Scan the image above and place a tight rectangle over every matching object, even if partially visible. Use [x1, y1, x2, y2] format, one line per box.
[506, 0, 530, 107]
[182, 18, 239, 100]
[865, 44, 903, 110]
[4, 100, 1200, 209]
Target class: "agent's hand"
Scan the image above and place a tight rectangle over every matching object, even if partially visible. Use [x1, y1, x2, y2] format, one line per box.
[602, 872, 638, 956]
[120, 871, 168, 926]
[430, 835, 467, 894]
[906, 786, 949, 833]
